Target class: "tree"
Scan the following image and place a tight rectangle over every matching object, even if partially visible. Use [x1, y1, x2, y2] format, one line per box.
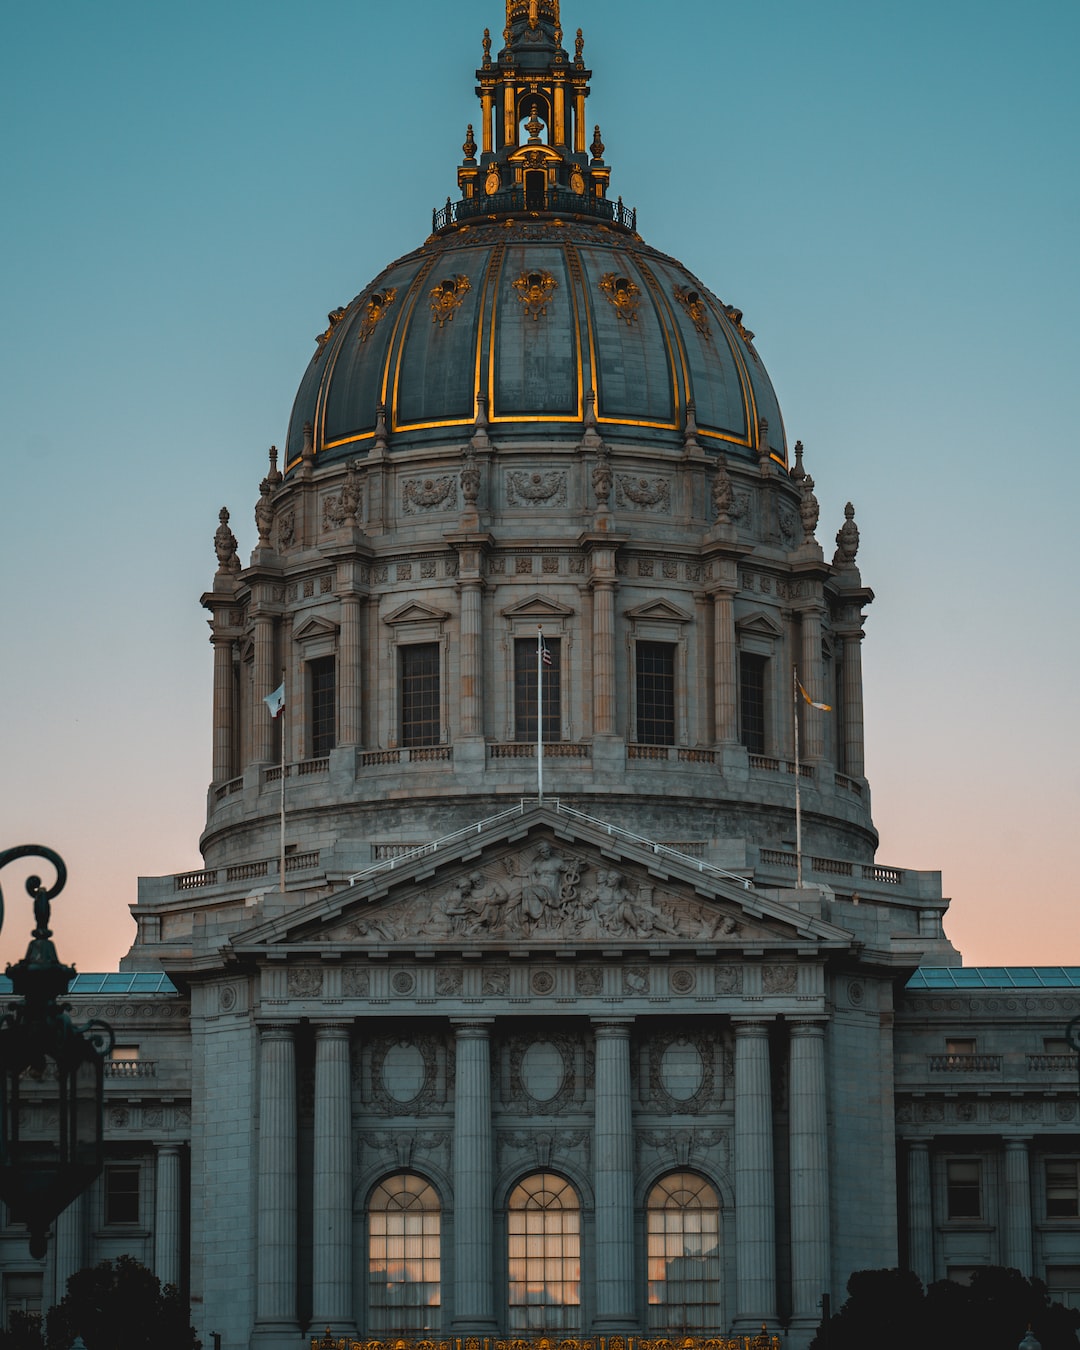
[0, 1311, 45, 1350]
[45, 1257, 199, 1350]
[810, 1266, 1080, 1350]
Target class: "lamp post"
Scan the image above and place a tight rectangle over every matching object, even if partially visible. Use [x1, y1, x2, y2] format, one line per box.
[0, 844, 114, 1257]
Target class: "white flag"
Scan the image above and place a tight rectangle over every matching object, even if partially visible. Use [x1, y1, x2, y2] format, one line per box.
[264, 682, 285, 718]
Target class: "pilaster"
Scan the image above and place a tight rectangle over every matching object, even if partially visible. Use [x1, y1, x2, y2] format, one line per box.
[592, 1020, 636, 1329]
[905, 1139, 933, 1285]
[452, 1020, 497, 1330]
[253, 1023, 300, 1349]
[153, 1144, 183, 1290]
[1004, 1136, 1033, 1276]
[788, 1020, 830, 1335]
[313, 1023, 356, 1333]
[733, 1019, 777, 1329]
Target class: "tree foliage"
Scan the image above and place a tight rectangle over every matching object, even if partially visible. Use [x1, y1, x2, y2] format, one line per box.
[0, 1311, 45, 1350]
[44, 1257, 199, 1350]
[810, 1267, 1080, 1350]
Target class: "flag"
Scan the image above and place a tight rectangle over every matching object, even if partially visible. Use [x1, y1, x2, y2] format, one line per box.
[264, 682, 286, 718]
[798, 681, 831, 712]
[539, 629, 552, 666]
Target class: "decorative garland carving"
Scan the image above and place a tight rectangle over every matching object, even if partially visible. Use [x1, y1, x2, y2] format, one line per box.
[513, 269, 558, 319]
[429, 275, 471, 326]
[598, 272, 641, 324]
[506, 470, 567, 507]
[615, 475, 670, 511]
[402, 476, 458, 514]
[368, 1034, 441, 1116]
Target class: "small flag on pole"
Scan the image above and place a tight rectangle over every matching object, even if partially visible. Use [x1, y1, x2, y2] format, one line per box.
[797, 681, 831, 712]
[264, 682, 286, 718]
[539, 630, 552, 666]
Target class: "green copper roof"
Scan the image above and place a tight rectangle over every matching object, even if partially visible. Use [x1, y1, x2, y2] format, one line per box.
[908, 967, 1080, 989]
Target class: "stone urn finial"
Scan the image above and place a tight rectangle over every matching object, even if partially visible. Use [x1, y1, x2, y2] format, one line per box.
[214, 506, 240, 574]
[833, 500, 860, 567]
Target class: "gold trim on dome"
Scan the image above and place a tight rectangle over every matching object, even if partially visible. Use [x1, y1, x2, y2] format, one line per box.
[598, 272, 641, 325]
[358, 287, 397, 344]
[513, 268, 558, 320]
[430, 274, 472, 327]
[673, 284, 712, 340]
[314, 306, 346, 354]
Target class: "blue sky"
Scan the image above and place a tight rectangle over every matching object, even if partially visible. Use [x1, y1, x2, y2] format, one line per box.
[1, 0, 1077, 970]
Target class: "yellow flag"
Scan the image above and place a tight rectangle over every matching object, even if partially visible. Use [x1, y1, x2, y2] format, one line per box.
[798, 681, 832, 712]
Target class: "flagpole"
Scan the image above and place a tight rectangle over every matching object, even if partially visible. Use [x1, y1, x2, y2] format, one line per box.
[279, 671, 286, 894]
[793, 665, 803, 888]
[536, 626, 544, 805]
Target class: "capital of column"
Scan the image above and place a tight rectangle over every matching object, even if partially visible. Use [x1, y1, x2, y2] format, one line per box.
[788, 1019, 827, 1040]
[451, 1018, 494, 1038]
[1005, 1136, 1034, 1149]
[732, 1018, 771, 1039]
[313, 1022, 353, 1041]
[592, 1019, 633, 1040]
[260, 1022, 298, 1041]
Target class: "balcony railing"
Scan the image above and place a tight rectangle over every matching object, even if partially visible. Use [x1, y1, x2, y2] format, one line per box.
[105, 1061, 156, 1080]
[928, 1054, 1002, 1072]
[433, 189, 637, 233]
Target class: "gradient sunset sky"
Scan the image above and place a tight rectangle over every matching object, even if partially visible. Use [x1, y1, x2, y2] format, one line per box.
[2, 0, 1077, 972]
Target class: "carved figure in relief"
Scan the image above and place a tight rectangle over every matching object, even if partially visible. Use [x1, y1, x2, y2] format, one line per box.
[518, 842, 579, 931]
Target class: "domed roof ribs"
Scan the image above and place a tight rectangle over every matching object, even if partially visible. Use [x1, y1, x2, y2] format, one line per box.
[435, 4, 635, 234]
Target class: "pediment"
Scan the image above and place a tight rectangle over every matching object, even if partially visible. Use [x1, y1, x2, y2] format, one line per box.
[500, 594, 575, 619]
[625, 598, 693, 623]
[383, 600, 451, 625]
[230, 807, 853, 958]
[735, 609, 784, 638]
[294, 615, 340, 642]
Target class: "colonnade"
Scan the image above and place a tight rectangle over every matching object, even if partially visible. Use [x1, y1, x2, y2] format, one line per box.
[250, 1014, 831, 1343]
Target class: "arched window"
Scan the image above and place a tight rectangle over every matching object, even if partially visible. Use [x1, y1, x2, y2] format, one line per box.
[646, 1173, 721, 1330]
[507, 1172, 581, 1330]
[367, 1173, 441, 1333]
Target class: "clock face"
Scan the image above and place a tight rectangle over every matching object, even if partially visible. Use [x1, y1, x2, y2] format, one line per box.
[569, 167, 584, 195]
[485, 166, 501, 195]
[1066, 1016, 1080, 1053]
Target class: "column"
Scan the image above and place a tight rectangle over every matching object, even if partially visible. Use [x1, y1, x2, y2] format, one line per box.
[313, 1024, 355, 1331]
[1004, 1137, 1033, 1276]
[503, 82, 516, 148]
[906, 1140, 933, 1285]
[53, 1193, 84, 1303]
[452, 1021, 496, 1329]
[553, 83, 566, 146]
[712, 589, 737, 742]
[733, 1020, 777, 1328]
[253, 610, 276, 763]
[153, 1145, 183, 1290]
[459, 579, 483, 737]
[788, 1021, 830, 1332]
[254, 1024, 299, 1347]
[481, 91, 493, 155]
[840, 627, 866, 778]
[799, 607, 825, 760]
[211, 634, 236, 782]
[591, 576, 616, 736]
[593, 1021, 635, 1328]
[574, 91, 587, 154]
[339, 593, 362, 747]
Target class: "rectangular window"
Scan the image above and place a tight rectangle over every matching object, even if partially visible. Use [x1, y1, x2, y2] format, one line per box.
[104, 1164, 140, 1225]
[514, 637, 562, 742]
[1046, 1267, 1080, 1311]
[945, 1037, 976, 1067]
[3, 1273, 42, 1330]
[400, 643, 440, 747]
[739, 652, 766, 755]
[1047, 1161, 1080, 1218]
[946, 1159, 981, 1219]
[636, 641, 675, 745]
[310, 656, 336, 757]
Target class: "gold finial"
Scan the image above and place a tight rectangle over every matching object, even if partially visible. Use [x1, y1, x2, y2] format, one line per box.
[525, 103, 544, 142]
[463, 124, 477, 158]
[591, 124, 605, 160]
[575, 27, 584, 61]
[482, 27, 491, 64]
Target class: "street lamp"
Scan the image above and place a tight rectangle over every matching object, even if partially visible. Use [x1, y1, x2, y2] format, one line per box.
[0, 845, 113, 1257]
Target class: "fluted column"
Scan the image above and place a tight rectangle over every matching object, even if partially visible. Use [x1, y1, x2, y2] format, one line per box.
[53, 1193, 84, 1302]
[253, 611, 276, 763]
[452, 1021, 496, 1329]
[254, 1024, 299, 1345]
[1004, 1137, 1033, 1275]
[906, 1140, 933, 1284]
[734, 1020, 777, 1328]
[339, 594, 362, 747]
[313, 1024, 355, 1331]
[153, 1145, 183, 1289]
[789, 1021, 830, 1330]
[799, 607, 825, 760]
[211, 634, 236, 781]
[591, 577, 616, 735]
[459, 579, 484, 737]
[839, 628, 866, 777]
[712, 589, 737, 742]
[593, 1020, 636, 1328]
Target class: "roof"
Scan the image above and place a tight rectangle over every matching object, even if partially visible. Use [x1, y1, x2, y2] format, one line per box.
[0, 971, 177, 996]
[906, 967, 1080, 989]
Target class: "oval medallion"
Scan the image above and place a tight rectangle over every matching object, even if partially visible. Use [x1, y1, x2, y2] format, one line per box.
[521, 1040, 565, 1103]
[660, 1038, 704, 1101]
[382, 1041, 426, 1102]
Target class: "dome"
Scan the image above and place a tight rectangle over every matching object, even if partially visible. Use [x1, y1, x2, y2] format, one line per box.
[284, 4, 786, 472]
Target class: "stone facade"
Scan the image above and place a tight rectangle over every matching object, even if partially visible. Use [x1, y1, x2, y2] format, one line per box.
[3, 3, 1078, 1348]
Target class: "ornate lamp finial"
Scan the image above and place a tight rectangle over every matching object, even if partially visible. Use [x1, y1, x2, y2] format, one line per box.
[591, 124, 604, 160]
[463, 124, 477, 159]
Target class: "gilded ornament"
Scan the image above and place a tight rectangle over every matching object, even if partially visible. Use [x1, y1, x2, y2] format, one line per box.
[569, 165, 585, 195]
[314, 305, 346, 353]
[429, 274, 472, 326]
[358, 287, 397, 344]
[674, 284, 712, 339]
[598, 272, 641, 324]
[513, 268, 558, 319]
[485, 163, 501, 195]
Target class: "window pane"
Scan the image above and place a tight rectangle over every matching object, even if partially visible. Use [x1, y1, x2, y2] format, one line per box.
[946, 1159, 981, 1219]
[368, 1173, 441, 1332]
[400, 644, 440, 747]
[1047, 1161, 1080, 1217]
[507, 1172, 580, 1331]
[310, 656, 336, 757]
[105, 1165, 140, 1224]
[646, 1173, 721, 1330]
[636, 641, 675, 745]
[739, 652, 766, 755]
[514, 637, 562, 742]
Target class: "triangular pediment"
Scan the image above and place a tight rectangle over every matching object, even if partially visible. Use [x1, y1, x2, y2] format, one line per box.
[383, 600, 451, 625]
[294, 615, 339, 642]
[500, 594, 575, 619]
[735, 608, 784, 638]
[228, 807, 854, 958]
[625, 598, 693, 623]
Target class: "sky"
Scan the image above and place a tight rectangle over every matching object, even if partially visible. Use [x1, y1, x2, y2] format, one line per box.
[1, 0, 1077, 973]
